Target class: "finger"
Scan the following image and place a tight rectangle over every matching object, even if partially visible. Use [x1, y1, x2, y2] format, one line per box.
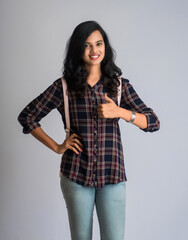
[98, 105, 103, 111]
[98, 108, 104, 114]
[70, 133, 82, 139]
[74, 134, 82, 138]
[73, 138, 84, 147]
[98, 112, 104, 118]
[69, 134, 75, 140]
[104, 93, 113, 103]
[71, 142, 83, 152]
[98, 111, 103, 118]
[98, 105, 103, 110]
[69, 146, 79, 154]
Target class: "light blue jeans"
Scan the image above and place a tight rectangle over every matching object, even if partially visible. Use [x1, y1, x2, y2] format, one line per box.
[60, 174, 126, 240]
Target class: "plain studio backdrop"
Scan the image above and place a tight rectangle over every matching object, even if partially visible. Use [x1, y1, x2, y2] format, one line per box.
[0, 0, 188, 239]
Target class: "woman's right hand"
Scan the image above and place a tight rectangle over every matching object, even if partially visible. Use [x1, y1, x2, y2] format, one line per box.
[56, 133, 83, 155]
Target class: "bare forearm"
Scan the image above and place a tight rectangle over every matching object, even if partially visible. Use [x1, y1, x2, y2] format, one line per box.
[118, 107, 147, 129]
[30, 127, 59, 153]
[30, 127, 83, 155]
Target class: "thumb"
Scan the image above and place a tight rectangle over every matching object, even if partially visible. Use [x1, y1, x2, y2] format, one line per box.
[104, 93, 113, 103]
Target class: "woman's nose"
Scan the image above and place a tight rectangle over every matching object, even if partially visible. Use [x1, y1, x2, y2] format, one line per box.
[90, 45, 97, 53]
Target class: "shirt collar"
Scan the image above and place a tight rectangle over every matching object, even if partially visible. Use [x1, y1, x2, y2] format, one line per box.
[87, 76, 103, 90]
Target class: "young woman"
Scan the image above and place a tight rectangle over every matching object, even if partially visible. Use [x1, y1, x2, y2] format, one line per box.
[18, 21, 160, 240]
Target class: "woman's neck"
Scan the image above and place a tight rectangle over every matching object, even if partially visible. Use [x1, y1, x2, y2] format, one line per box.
[86, 64, 102, 81]
[85, 64, 102, 87]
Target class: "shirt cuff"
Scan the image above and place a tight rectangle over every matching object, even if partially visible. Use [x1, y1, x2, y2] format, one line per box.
[23, 122, 41, 134]
[141, 113, 160, 132]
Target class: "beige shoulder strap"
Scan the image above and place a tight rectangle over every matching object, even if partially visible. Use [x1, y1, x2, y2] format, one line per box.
[61, 77, 70, 138]
[117, 77, 122, 106]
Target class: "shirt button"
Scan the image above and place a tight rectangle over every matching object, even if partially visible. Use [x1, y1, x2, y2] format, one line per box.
[93, 158, 97, 162]
[93, 174, 95, 177]
[94, 130, 97, 134]
[94, 144, 97, 148]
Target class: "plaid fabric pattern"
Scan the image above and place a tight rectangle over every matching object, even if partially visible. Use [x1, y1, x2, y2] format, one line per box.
[18, 77, 160, 188]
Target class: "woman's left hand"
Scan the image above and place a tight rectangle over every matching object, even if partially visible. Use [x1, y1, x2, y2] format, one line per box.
[98, 93, 120, 118]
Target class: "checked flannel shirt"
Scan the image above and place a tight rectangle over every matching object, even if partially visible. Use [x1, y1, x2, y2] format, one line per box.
[18, 76, 160, 188]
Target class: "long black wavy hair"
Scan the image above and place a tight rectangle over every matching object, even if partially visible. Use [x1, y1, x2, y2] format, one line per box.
[62, 21, 122, 97]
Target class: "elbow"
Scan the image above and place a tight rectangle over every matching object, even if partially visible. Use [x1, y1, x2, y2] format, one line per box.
[142, 114, 160, 133]
[17, 114, 28, 134]
[17, 113, 23, 125]
[149, 118, 160, 132]
[17, 112, 38, 134]
[17, 112, 24, 128]
[156, 119, 160, 131]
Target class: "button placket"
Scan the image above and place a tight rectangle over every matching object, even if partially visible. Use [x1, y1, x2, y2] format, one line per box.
[91, 87, 98, 186]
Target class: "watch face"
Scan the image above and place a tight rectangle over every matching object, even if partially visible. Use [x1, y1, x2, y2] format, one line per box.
[130, 112, 136, 122]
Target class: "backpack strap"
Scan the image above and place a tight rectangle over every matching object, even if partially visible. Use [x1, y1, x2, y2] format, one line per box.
[117, 76, 122, 106]
[61, 77, 70, 138]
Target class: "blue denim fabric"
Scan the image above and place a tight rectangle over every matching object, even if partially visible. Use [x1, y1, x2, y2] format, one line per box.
[60, 174, 126, 240]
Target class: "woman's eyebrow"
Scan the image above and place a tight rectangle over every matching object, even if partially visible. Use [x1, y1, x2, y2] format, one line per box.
[85, 40, 103, 44]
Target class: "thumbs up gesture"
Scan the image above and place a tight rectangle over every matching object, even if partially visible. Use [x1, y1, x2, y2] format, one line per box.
[98, 93, 120, 118]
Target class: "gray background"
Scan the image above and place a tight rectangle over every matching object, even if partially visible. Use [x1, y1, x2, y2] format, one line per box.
[1, 0, 188, 239]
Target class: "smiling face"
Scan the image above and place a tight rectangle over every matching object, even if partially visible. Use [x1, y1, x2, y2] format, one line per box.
[82, 30, 105, 68]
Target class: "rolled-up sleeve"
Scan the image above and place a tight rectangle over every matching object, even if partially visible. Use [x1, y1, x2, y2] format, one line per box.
[120, 78, 160, 132]
[17, 79, 63, 134]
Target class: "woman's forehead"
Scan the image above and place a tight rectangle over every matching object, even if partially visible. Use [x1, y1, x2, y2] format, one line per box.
[85, 30, 104, 43]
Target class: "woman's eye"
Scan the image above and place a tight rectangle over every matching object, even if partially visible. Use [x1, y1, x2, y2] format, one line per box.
[85, 42, 103, 48]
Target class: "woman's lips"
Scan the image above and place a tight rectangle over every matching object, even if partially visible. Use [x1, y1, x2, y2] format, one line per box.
[90, 55, 100, 60]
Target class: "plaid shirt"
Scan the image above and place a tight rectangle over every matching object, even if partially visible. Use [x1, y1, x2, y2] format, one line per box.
[18, 77, 160, 188]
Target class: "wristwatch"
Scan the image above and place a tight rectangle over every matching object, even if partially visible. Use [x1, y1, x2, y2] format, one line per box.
[128, 111, 136, 123]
